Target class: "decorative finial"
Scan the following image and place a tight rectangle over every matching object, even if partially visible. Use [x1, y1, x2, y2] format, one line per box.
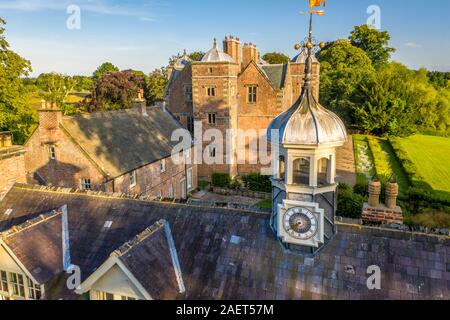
[213, 37, 217, 48]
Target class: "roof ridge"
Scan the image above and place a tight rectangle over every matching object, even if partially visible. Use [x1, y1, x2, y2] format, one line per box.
[110, 219, 167, 257]
[1, 210, 61, 239]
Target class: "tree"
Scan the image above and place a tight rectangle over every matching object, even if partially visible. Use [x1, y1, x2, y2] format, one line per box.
[73, 75, 93, 92]
[352, 63, 442, 136]
[90, 70, 145, 112]
[146, 68, 168, 105]
[92, 62, 119, 80]
[261, 52, 290, 64]
[188, 51, 205, 61]
[349, 25, 395, 67]
[318, 39, 375, 125]
[0, 18, 34, 144]
[37, 73, 76, 106]
[428, 71, 450, 89]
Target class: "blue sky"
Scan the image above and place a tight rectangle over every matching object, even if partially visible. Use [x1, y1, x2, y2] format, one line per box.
[1, 0, 449, 76]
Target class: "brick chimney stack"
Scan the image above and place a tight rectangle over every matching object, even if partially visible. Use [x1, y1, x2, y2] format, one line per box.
[242, 42, 259, 69]
[0, 132, 13, 148]
[134, 89, 148, 116]
[223, 35, 242, 66]
[38, 100, 63, 143]
[368, 179, 381, 208]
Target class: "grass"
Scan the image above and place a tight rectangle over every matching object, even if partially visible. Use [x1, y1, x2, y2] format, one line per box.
[395, 135, 450, 193]
[353, 134, 376, 184]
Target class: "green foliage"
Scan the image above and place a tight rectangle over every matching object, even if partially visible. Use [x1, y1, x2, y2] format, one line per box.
[349, 25, 395, 67]
[92, 62, 119, 80]
[211, 173, 231, 188]
[146, 68, 168, 105]
[229, 178, 243, 191]
[241, 173, 271, 193]
[73, 76, 93, 92]
[0, 18, 35, 144]
[37, 73, 76, 107]
[198, 180, 210, 190]
[353, 180, 368, 197]
[188, 51, 205, 61]
[256, 200, 272, 209]
[318, 39, 375, 125]
[405, 208, 450, 229]
[261, 52, 290, 65]
[336, 183, 364, 219]
[427, 71, 450, 89]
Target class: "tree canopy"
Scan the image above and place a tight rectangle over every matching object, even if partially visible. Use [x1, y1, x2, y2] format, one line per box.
[0, 18, 34, 144]
[188, 51, 205, 61]
[92, 62, 119, 80]
[261, 52, 290, 64]
[349, 25, 395, 67]
[146, 68, 168, 105]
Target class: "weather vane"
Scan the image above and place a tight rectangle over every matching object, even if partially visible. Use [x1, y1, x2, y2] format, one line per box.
[294, 0, 328, 88]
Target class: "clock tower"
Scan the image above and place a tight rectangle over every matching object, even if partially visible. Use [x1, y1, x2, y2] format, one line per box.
[267, 2, 347, 255]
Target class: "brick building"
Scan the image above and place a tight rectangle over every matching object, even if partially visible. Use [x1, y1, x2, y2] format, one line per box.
[24, 99, 197, 199]
[0, 132, 27, 195]
[165, 36, 320, 179]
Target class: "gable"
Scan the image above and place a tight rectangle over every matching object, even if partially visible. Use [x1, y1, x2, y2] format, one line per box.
[90, 263, 146, 300]
[0, 244, 23, 274]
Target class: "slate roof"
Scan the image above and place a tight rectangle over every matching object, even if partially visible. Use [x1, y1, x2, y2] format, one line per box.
[0, 184, 449, 300]
[60, 107, 184, 178]
[0, 210, 64, 284]
[113, 219, 182, 300]
[260, 64, 288, 89]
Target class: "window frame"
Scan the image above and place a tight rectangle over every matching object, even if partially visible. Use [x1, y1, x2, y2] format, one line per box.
[247, 85, 258, 103]
[130, 170, 137, 188]
[80, 178, 91, 191]
[184, 85, 193, 102]
[206, 86, 216, 97]
[160, 159, 166, 173]
[187, 168, 193, 190]
[48, 145, 56, 160]
[209, 146, 216, 158]
[10, 272, 25, 298]
[207, 113, 216, 125]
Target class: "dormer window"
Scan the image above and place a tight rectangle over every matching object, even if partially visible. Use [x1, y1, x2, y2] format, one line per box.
[184, 85, 192, 102]
[130, 170, 137, 188]
[80, 178, 91, 191]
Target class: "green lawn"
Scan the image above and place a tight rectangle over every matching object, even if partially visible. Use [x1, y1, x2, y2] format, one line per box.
[395, 135, 450, 193]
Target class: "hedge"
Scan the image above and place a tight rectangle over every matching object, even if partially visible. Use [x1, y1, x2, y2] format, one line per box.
[211, 173, 231, 188]
[242, 173, 271, 193]
[336, 183, 364, 219]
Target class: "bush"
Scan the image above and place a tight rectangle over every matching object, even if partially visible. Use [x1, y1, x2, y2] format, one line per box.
[336, 183, 365, 219]
[211, 173, 231, 188]
[242, 173, 271, 193]
[198, 180, 209, 190]
[353, 180, 368, 197]
[229, 178, 243, 191]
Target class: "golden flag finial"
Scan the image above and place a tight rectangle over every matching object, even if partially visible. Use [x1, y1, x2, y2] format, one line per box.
[309, 0, 326, 9]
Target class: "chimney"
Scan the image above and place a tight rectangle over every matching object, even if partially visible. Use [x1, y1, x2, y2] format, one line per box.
[133, 89, 148, 116]
[368, 179, 381, 208]
[61, 205, 71, 271]
[38, 100, 63, 143]
[242, 42, 259, 69]
[0, 132, 13, 148]
[223, 35, 242, 65]
[385, 179, 399, 209]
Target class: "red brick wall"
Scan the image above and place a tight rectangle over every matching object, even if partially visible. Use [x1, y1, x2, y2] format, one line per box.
[0, 152, 27, 193]
[166, 67, 193, 128]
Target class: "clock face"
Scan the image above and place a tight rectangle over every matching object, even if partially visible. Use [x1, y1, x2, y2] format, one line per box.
[283, 207, 318, 240]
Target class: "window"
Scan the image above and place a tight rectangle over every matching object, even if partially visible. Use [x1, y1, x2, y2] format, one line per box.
[160, 159, 166, 173]
[10, 273, 25, 298]
[208, 113, 216, 125]
[187, 169, 193, 190]
[248, 85, 257, 103]
[27, 278, 41, 300]
[208, 67, 213, 74]
[209, 146, 216, 158]
[293, 157, 311, 185]
[49, 145, 56, 160]
[168, 184, 174, 199]
[185, 85, 193, 102]
[0, 271, 8, 294]
[80, 178, 91, 191]
[187, 116, 194, 133]
[206, 87, 216, 97]
[98, 291, 114, 300]
[130, 170, 137, 188]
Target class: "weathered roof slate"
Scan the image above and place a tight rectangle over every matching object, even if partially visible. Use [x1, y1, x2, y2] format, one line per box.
[260, 64, 288, 89]
[1, 210, 64, 284]
[0, 184, 449, 300]
[114, 219, 182, 300]
[61, 106, 184, 178]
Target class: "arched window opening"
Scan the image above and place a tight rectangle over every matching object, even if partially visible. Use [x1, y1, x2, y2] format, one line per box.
[317, 157, 330, 186]
[293, 157, 310, 185]
[279, 155, 285, 181]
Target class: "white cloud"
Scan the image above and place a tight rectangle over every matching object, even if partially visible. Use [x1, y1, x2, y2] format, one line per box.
[404, 42, 421, 48]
